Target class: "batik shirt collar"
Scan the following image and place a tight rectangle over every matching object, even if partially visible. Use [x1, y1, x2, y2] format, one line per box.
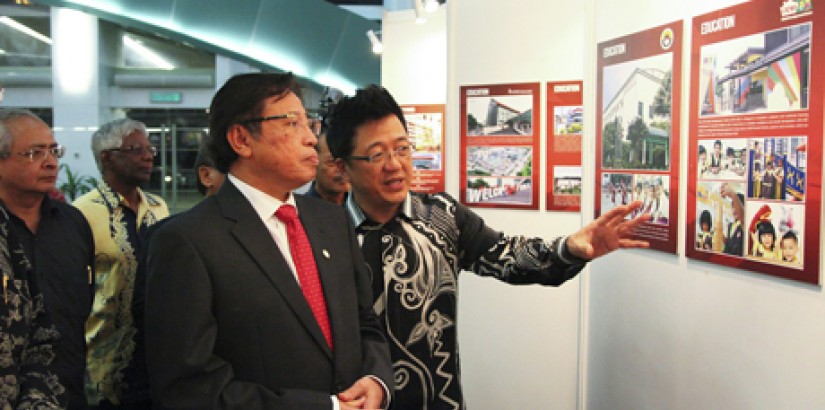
[345, 192, 412, 228]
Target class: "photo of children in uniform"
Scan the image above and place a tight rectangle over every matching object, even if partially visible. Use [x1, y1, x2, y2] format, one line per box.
[601, 173, 633, 216]
[633, 174, 669, 225]
[695, 181, 745, 256]
[747, 136, 807, 201]
[466, 94, 534, 136]
[745, 201, 804, 268]
[697, 138, 747, 180]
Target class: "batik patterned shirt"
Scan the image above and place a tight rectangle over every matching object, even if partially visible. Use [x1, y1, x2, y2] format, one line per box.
[74, 183, 168, 405]
[346, 192, 585, 410]
[0, 207, 64, 409]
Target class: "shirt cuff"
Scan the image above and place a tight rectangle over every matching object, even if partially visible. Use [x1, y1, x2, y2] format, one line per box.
[369, 374, 392, 409]
[556, 236, 590, 265]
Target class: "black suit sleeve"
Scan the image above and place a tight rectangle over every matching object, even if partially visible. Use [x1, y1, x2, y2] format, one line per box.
[144, 224, 333, 410]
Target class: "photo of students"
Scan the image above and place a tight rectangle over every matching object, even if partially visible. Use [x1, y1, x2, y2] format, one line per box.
[744, 201, 805, 268]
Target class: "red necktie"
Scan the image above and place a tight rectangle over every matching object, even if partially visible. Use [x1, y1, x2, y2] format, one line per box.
[275, 204, 333, 350]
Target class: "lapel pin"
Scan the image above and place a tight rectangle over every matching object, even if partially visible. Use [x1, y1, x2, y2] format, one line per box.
[322, 249, 330, 259]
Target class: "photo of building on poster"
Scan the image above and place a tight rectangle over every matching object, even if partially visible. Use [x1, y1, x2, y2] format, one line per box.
[698, 23, 810, 116]
[466, 146, 533, 205]
[466, 94, 534, 136]
[553, 106, 583, 136]
[602, 53, 673, 171]
[553, 166, 582, 196]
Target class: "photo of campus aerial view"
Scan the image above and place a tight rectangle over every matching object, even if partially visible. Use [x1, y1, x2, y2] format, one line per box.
[467, 146, 532, 177]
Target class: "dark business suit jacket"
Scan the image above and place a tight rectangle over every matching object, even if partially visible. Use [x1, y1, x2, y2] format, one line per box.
[144, 180, 392, 410]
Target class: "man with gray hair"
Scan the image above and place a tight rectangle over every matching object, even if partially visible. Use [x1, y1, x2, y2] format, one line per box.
[74, 117, 168, 408]
[0, 108, 98, 408]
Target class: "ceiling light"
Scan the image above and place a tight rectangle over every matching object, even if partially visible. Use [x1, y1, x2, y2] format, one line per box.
[424, 0, 440, 13]
[367, 30, 382, 55]
[0, 16, 53, 45]
[123, 35, 175, 70]
[414, 0, 427, 24]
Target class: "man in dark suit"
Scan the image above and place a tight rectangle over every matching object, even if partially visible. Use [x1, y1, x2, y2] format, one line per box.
[144, 72, 392, 410]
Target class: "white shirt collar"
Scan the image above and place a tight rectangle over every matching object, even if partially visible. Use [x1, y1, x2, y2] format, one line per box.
[228, 174, 297, 221]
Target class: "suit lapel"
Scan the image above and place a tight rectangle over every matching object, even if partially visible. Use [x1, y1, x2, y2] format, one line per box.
[217, 182, 332, 358]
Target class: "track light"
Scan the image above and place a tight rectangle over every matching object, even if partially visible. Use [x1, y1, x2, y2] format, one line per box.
[414, 0, 426, 24]
[123, 35, 175, 69]
[367, 30, 382, 54]
[0, 16, 53, 45]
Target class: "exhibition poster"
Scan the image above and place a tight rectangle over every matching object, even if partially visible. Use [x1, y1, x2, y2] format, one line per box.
[546, 81, 583, 212]
[402, 104, 446, 194]
[460, 83, 540, 210]
[686, 0, 821, 285]
[596, 22, 683, 253]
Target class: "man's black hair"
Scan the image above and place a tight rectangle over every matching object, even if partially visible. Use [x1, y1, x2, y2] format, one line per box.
[326, 84, 407, 160]
[209, 72, 301, 173]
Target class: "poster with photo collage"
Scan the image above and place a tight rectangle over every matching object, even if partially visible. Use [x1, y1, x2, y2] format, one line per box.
[686, 0, 821, 285]
[595, 22, 683, 254]
[460, 83, 540, 210]
[546, 81, 583, 212]
[401, 104, 446, 194]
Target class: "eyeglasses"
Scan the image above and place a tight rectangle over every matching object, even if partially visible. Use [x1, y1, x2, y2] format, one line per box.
[240, 112, 322, 135]
[349, 144, 412, 165]
[8, 145, 66, 162]
[105, 145, 158, 157]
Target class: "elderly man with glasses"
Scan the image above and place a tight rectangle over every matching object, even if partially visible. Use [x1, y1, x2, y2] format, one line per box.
[0, 108, 96, 409]
[74, 117, 169, 409]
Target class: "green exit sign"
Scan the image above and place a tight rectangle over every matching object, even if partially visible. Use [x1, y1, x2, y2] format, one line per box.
[150, 91, 183, 103]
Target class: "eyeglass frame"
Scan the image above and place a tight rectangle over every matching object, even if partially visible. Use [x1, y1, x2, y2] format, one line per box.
[1, 144, 67, 162]
[104, 144, 159, 157]
[239, 112, 322, 135]
[348, 144, 413, 165]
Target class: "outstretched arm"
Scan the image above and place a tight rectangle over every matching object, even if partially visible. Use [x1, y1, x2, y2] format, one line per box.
[565, 200, 650, 260]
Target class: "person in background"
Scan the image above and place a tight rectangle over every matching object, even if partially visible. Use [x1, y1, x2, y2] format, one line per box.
[327, 84, 650, 409]
[0, 108, 94, 408]
[0, 209, 65, 409]
[74, 118, 169, 408]
[305, 132, 350, 205]
[144, 72, 392, 409]
[194, 140, 225, 197]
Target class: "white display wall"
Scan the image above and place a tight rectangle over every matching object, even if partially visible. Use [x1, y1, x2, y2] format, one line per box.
[383, 2, 586, 409]
[586, 1, 825, 409]
[384, 0, 825, 409]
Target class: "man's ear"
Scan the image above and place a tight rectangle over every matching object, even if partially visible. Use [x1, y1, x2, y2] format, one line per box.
[227, 124, 253, 158]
